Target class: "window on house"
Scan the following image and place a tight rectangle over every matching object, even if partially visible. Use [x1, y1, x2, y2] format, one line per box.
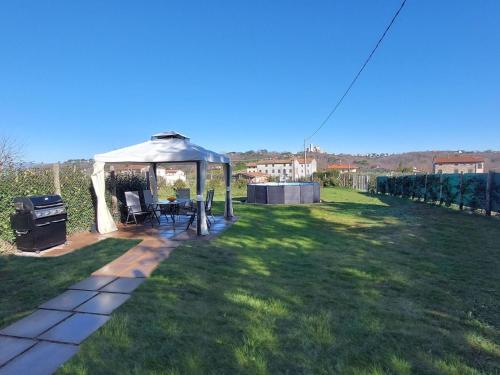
[477, 163, 483, 169]
[438, 169, 443, 174]
[272, 170, 275, 173]
[454, 169, 459, 173]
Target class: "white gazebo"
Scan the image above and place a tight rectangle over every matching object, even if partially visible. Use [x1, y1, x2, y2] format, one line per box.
[91, 131, 233, 236]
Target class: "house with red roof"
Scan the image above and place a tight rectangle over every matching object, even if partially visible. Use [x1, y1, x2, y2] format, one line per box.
[327, 163, 357, 173]
[433, 155, 485, 174]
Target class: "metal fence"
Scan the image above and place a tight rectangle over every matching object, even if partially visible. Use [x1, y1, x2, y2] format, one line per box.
[376, 172, 500, 215]
[337, 174, 374, 192]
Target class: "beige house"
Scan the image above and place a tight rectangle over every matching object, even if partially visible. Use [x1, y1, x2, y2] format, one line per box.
[246, 158, 317, 180]
[233, 171, 268, 183]
[110, 164, 187, 184]
[156, 168, 186, 185]
[327, 163, 357, 173]
[433, 155, 485, 174]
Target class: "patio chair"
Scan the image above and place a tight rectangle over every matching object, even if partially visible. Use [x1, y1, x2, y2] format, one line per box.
[143, 190, 161, 225]
[205, 189, 216, 225]
[186, 189, 215, 230]
[124, 191, 155, 226]
[176, 188, 190, 201]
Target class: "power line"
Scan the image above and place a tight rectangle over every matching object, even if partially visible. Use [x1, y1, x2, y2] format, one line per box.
[305, 0, 408, 142]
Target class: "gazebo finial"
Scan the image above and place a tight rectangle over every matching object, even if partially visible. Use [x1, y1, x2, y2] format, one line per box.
[151, 131, 189, 141]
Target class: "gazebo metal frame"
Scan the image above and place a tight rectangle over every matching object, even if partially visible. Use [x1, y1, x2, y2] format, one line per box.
[91, 132, 233, 235]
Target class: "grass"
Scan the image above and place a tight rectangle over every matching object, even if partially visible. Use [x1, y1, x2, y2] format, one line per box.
[0, 238, 140, 328]
[15, 188, 496, 374]
[59, 189, 500, 374]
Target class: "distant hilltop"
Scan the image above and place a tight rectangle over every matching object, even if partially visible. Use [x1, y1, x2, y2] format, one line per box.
[22, 151, 500, 174]
[229, 150, 500, 173]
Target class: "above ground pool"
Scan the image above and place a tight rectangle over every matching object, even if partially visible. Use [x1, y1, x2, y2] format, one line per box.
[247, 182, 320, 204]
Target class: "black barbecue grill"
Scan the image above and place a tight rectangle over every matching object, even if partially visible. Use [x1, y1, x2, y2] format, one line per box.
[10, 195, 67, 252]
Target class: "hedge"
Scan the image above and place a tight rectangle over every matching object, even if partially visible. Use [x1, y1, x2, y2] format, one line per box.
[0, 165, 147, 248]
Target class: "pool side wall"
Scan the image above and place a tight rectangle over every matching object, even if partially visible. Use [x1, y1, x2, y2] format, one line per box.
[246, 183, 320, 204]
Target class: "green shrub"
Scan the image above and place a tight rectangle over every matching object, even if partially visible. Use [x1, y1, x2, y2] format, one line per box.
[172, 179, 187, 191]
[60, 165, 95, 234]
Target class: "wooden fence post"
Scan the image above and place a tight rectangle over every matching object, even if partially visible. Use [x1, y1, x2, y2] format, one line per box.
[53, 163, 61, 195]
[439, 173, 444, 205]
[110, 167, 118, 217]
[423, 174, 428, 202]
[411, 175, 415, 200]
[459, 172, 464, 210]
[485, 171, 493, 216]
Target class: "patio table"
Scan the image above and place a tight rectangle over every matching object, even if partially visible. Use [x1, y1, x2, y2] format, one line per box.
[156, 199, 192, 224]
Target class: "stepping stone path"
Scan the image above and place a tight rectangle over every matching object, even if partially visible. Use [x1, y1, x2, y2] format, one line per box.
[0, 217, 235, 374]
[0, 276, 138, 375]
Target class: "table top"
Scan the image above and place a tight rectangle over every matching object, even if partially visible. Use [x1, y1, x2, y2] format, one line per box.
[156, 199, 191, 205]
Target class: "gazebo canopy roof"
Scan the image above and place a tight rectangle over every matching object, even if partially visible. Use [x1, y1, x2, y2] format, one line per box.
[94, 131, 230, 164]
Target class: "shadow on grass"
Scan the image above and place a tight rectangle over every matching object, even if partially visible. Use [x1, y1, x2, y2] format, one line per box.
[60, 191, 500, 374]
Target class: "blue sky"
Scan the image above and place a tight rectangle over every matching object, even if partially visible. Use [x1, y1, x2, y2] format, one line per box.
[0, 1, 499, 162]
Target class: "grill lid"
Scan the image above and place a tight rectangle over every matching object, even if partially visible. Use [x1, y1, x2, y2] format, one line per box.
[13, 195, 64, 211]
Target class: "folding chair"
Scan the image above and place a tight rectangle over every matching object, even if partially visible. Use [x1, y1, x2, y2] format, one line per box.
[143, 190, 161, 225]
[176, 188, 191, 201]
[125, 191, 155, 226]
[186, 189, 215, 230]
[205, 189, 216, 226]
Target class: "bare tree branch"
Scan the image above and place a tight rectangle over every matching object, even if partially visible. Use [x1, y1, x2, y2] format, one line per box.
[0, 135, 23, 170]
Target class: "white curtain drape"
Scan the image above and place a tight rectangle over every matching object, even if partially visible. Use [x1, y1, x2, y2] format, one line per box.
[91, 162, 118, 233]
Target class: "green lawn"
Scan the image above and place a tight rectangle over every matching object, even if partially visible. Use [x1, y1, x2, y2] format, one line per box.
[0, 238, 140, 328]
[52, 189, 500, 373]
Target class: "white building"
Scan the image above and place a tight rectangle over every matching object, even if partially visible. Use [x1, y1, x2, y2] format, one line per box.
[246, 158, 317, 180]
[306, 144, 324, 153]
[156, 168, 186, 185]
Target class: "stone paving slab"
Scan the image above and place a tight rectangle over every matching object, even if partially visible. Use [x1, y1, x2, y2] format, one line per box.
[0, 336, 36, 367]
[68, 275, 117, 291]
[0, 341, 78, 375]
[0, 310, 72, 339]
[100, 277, 145, 293]
[38, 313, 109, 345]
[74, 293, 131, 315]
[39, 290, 98, 311]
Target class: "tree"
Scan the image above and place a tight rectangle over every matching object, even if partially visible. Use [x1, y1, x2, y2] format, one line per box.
[0, 136, 22, 170]
[172, 178, 187, 191]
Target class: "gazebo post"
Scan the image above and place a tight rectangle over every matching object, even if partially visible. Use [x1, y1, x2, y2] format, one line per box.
[224, 163, 234, 219]
[150, 162, 158, 200]
[196, 161, 209, 235]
